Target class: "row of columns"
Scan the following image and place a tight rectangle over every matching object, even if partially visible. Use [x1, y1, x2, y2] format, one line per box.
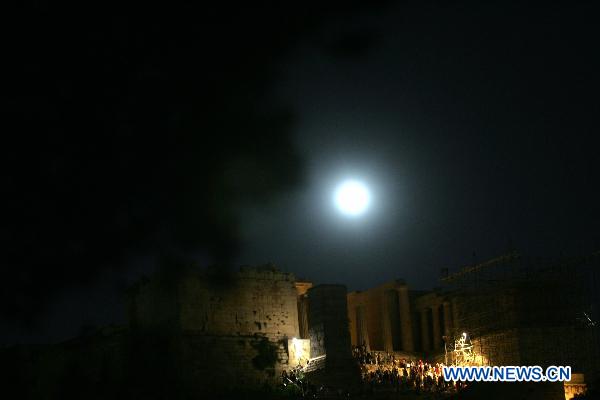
[419, 300, 454, 352]
[381, 286, 414, 353]
[350, 287, 459, 355]
[353, 285, 415, 353]
[356, 305, 369, 349]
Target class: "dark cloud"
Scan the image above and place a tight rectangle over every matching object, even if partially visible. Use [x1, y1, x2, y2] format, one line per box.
[5, 2, 599, 345]
[1, 2, 386, 331]
[238, 2, 600, 291]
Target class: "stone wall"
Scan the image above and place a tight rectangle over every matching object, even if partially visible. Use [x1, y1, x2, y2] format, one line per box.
[178, 334, 290, 393]
[288, 338, 310, 367]
[1, 266, 304, 398]
[307, 284, 359, 387]
[0, 326, 130, 400]
[128, 264, 301, 391]
[129, 265, 299, 336]
[519, 326, 599, 382]
[177, 266, 299, 340]
[468, 329, 521, 366]
[308, 285, 352, 363]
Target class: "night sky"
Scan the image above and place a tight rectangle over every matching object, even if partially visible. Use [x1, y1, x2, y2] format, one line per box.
[240, 2, 600, 289]
[3, 2, 600, 344]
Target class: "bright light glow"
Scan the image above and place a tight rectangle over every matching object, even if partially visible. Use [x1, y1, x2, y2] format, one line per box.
[334, 180, 370, 216]
[292, 337, 303, 361]
[290, 338, 308, 364]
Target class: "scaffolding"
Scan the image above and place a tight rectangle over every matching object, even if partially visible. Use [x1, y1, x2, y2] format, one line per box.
[441, 251, 600, 379]
[445, 332, 475, 366]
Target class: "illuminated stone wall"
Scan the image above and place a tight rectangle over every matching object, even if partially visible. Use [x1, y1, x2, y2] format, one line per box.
[176, 266, 299, 340]
[288, 338, 311, 367]
[3, 266, 305, 397]
[564, 373, 586, 400]
[128, 264, 301, 390]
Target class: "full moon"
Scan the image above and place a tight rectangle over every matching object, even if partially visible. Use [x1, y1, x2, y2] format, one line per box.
[334, 180, 371, 216]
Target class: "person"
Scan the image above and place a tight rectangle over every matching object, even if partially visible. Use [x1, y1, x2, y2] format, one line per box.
[281, 370, 288, 386]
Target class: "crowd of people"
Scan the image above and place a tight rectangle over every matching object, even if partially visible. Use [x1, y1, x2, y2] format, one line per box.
[278, 345, 467, 398]
[353, 344, 466, 396]
[281, 367, 305, 391]
[281, 366, 351, 398]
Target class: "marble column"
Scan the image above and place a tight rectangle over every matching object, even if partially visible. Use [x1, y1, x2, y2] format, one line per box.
[298, 295, 310, 339]
[431, 304, 442, 351]
[443, 301, 452, 337]
[451, 297, 460, 333]
[356, 305, 370, 350]
[420, 309, 431, 352]
[381, 291, 394, 353]
[397, 285, 414, 352]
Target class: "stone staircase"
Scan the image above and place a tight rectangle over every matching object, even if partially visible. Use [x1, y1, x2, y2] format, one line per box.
[303, 354, 327, 373]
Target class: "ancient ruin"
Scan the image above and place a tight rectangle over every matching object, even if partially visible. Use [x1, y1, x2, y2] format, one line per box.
[2, 253, 599, 399]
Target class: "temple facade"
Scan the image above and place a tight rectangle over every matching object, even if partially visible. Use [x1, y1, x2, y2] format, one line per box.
[347, 280, 455, 356]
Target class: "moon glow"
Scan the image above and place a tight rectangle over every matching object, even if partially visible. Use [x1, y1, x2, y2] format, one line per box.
[334, 180, 371, 217]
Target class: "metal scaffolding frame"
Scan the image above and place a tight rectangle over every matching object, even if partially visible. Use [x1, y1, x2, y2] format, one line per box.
[441, 251, 600, 378]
